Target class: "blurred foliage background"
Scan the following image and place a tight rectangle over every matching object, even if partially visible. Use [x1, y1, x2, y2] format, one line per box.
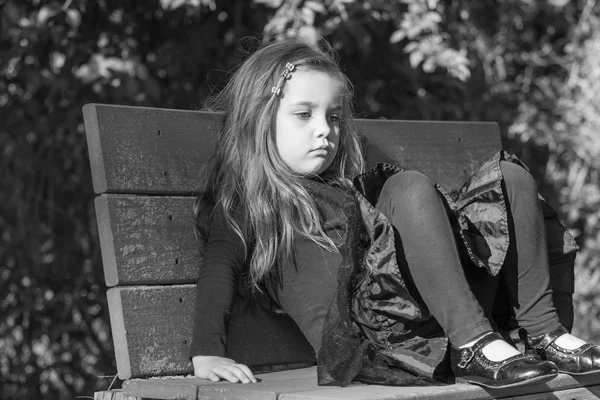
[1, 0, 599, 398]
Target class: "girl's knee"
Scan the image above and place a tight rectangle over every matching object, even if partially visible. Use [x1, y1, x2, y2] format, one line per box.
[376, 170, 447, 226]
[500, 161, 537, 193]
[380, 170, 438, 203]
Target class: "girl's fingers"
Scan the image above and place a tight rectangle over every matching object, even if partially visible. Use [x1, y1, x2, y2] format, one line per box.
[236, 363, 257, 383]
[214, 364, 253, 383]
[192, 356, 257, 383]
[214, 366, 241, 383]
[223, 364, 252, 383]
[207, 371, 220, 382]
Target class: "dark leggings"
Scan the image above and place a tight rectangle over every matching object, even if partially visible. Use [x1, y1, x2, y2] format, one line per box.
[375, 161, 563, 347]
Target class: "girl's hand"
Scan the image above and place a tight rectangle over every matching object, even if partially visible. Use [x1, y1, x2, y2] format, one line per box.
[192, 355, 257, 384]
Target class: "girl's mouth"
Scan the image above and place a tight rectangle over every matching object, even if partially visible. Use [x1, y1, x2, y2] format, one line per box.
[312, 148, 330, 155]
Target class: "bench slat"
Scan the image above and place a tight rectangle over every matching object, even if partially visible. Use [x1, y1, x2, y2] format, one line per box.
[96, 195, 200, 287]
[83, 104, 222, 195]
[122, 368, 600, 400]
[94, 390, 141, 400]
[280, 382, 600, 400]
[124, 368, 321, 400]
[83, 104, 501, 195]
[358, 119, 501, 191]
[108, 285, 315, 379]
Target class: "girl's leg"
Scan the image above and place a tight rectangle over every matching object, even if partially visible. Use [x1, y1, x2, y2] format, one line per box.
[499, 161, 561, 336]
[375, 170, 559, 386]
[501, 161, 600, 375]
[375, 170, 515, 356]
[500, 161, 589, 351]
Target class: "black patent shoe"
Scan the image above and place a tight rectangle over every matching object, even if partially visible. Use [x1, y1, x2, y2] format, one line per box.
[530, 326, 600, 375]
[451, 332, 558, 388]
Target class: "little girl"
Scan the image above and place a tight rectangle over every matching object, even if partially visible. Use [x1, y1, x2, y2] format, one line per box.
[189, 37, 600, 389]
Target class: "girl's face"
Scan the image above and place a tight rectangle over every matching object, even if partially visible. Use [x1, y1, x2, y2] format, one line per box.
[274, 69, 343, 176]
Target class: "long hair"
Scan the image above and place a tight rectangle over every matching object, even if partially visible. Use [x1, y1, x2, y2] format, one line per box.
[194, 37, 365, 295]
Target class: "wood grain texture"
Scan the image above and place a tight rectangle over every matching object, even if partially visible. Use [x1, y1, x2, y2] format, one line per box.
[109, 285, 315, 379]
[96, 194, 200, 286]
[280, 385, 600, 400]
[121, 369, 600, 400]
[93, 390, 141, 400]
[83, 104, 108, 194]
[356, 119, 501, 192]
[279, 373, 600, 400]
[107, 287, 131, 379]
[509, 386, 600, 400]
[124, 379, 199, 400]
[84, 104, 222, 195]
[124, 368, 321, 400]
[124, 378, 201, 400]
[83, 104, 501, 195]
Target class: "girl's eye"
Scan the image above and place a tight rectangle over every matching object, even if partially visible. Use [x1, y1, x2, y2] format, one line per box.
[297, 112, 311, 120]
[329, 114, 341, 123]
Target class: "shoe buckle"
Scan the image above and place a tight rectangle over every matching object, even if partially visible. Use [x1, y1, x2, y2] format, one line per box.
[457, 348, 475, 369]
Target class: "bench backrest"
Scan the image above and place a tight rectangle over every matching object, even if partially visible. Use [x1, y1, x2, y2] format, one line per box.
[83, 103, 501, 379]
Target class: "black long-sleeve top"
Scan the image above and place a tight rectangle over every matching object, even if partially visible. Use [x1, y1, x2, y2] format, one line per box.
[189, 178, 352, 358]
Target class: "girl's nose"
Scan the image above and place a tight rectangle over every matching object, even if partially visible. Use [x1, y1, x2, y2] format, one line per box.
[315, 117, 331, 138]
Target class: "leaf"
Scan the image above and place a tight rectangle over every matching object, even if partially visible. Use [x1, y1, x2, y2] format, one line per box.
[254, 0, 285, 8]
[390, 29, 406, 44]
[304, 0, 327, 14]
[37, 6, 59, 24]
[404, 41, 418, 52]
[422, 57, 435, 72]
[427, 0, 438, 9]
[65, 9, 81, 29]
[409, 49, 424, 67]
[160, 0, 187, 10]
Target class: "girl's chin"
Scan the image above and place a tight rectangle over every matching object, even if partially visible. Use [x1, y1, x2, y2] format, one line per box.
[309, 162, 333, 176]
[287, 158, 335, 176]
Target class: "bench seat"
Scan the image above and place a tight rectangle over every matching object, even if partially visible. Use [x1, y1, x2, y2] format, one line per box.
[102, 368, 600, 400]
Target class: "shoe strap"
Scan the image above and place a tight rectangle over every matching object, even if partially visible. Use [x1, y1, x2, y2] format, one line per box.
[535, 326, 568, 351]
[457, 332, 504, 368]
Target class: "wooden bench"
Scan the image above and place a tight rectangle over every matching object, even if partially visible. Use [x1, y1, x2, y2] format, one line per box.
[84, 104, 600, 400]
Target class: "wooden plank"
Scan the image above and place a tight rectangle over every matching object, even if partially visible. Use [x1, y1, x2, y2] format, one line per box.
[83, 104, 501, 195]
[107, 286, 132, 379]
[83, 104, 222, 195]
[124, 378, 200, 400]
[83, 104, 108, 195]
[507, 385, 600, 399]
[121, 369, 600, 400]
[108, 285, 315, 379]
[280, 373, 600, 400]
[356, 119, 501, 192]
[93, 390, 141, 400]
[95, 195, 199, 287]
[124, 367, 321, 400]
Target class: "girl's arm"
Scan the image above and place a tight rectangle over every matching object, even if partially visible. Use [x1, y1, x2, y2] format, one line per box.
[190, 209, 256, 383]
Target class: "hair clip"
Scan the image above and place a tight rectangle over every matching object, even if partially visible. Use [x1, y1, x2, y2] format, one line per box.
[282, 62, 295, 79]
[271, 62, 296, 97]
